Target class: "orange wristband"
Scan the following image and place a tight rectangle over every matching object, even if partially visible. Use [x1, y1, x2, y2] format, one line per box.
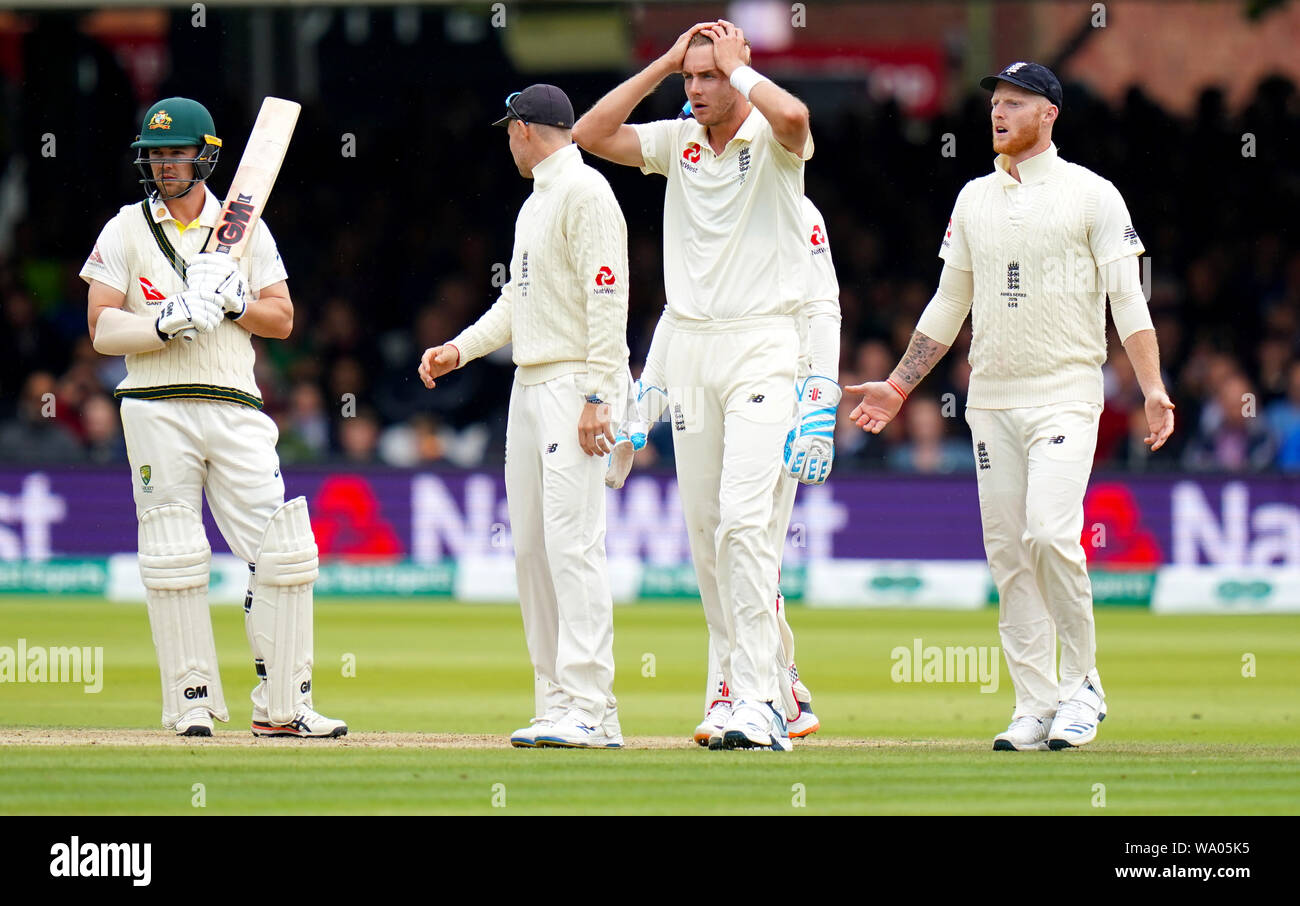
[886, 378, 909, 401]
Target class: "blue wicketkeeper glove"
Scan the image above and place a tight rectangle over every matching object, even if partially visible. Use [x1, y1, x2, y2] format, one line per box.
[784, 375, 841, 485]
[605, 377, 667, 489]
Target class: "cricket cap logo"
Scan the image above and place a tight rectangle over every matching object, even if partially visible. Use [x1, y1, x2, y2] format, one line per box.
[147, 110, 174, 131]
[140, 465, 152, 485]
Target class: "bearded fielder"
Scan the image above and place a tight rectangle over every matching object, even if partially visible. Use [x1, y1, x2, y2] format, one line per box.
[577, 21, 816, 751]
[81, 97, 346, 737]
[846, 64, 1174, 751]
[608, 190, 839, 747]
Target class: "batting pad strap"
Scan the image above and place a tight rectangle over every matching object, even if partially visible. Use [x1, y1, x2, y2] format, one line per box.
[138, 503, 210, 589]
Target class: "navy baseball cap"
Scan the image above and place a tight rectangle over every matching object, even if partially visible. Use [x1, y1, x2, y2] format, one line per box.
[492, 84, 575, 128]
[980, 62, 1063, 109]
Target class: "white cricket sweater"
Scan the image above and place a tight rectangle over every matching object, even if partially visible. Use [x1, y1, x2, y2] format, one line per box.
[451, 143, 630, 403]
[931, 143, 1145, 409]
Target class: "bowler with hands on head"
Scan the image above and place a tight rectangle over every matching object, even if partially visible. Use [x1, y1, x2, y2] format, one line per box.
[419, 84, 631, 749]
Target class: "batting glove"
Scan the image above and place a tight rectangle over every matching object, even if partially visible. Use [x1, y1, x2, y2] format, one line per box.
[186, 252, 248, 319]
[784, 375, 841, 485]
[156, 290, 223, 339]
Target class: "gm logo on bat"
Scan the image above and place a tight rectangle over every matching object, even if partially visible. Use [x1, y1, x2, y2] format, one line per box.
[214, 193, 257, 251]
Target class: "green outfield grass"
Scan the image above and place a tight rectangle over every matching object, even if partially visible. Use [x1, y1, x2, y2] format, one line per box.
[1, 598, 1298, 814]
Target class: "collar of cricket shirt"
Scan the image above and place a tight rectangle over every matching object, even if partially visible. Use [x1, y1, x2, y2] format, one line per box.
[994, 141, 1058, 187]
[532, 142, 581, 190]
[150, 185, 223, 233]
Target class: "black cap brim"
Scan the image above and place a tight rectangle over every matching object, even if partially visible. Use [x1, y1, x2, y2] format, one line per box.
[491, 113, 512, 127]
[981, 74, 1059, 107]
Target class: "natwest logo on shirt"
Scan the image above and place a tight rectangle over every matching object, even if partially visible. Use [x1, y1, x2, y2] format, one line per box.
[139, 276, 167, 302]
[682, 142, 702, 163]
[810, 224, 827, 255]
[594, 266, 617, 294]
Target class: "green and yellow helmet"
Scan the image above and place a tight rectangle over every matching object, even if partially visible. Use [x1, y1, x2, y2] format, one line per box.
[131, 97, 222, 199]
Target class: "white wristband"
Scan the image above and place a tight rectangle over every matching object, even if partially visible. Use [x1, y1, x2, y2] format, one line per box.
[729, 65, 770, 101]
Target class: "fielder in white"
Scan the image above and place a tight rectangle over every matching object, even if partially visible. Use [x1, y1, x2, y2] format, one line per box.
[419, 84, 630, 749]
[81, 97, 346, 737]
[576, 21, 821, 751]
[847, 63, 1175, 751]
[607, 187, 840, 748]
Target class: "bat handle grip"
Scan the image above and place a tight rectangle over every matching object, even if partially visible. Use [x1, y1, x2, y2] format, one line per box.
[179, 328, 198, 344]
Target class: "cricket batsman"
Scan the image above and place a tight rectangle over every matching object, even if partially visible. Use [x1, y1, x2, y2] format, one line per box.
[608, 184, 839, 747]
[81, 97, 347, 738]
[576, 20, 816, 750]
[846, 63, 1175, 751]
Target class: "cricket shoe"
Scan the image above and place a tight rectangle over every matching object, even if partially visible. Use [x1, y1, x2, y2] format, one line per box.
[992, 715, 1050, 751]
[787, 701, 821, 739]
[251, 705, 348, 738]
[536, 709, 624, 748]
[693, 699, 732, 750]
[1048, 680, 1106, 750]
[176, 708, 213, 737]
[510, 707, 568, 748]
[722, 700, 792, 752]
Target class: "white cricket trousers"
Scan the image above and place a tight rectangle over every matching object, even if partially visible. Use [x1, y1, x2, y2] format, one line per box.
[504, 372, 616, 723]
[668, 317, 798, 705]
[119, 398, 286, 560]
[966, 402, 1106, 719]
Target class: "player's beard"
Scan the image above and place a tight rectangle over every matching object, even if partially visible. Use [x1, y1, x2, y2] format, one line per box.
[993, 119, 1043, 157]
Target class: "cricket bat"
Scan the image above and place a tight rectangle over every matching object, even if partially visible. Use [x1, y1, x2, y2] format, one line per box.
[180, 96, 301, 342]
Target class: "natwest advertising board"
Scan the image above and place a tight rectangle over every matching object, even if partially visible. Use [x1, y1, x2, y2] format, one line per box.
[1, 468, 1298, 568]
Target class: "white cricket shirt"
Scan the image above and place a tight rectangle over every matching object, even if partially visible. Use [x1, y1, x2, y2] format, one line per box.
[937, 142, 1145, 409]
[634, 107, 812, 321]
[80, 186, 287, 408]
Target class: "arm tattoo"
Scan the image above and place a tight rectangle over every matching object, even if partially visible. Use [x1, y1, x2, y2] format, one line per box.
[892, 330, 949, 390]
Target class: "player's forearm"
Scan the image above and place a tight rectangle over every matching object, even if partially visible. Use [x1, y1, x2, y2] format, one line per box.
[90, 306, 166, 355]
[584, 289, 629, 402]
[449, 294, 512, 365]
[573, 58, 675, 144]
[746, 79, 810, 151]
[889, 330, 951, 395]
[1122, 328, 1166, 397]
[233, 293, 293, 340]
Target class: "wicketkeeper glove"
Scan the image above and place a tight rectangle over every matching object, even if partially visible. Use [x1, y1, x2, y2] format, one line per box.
[156, 290, 223, 340]
[605, 377, 668, 489]
[784, 375, 841, 485]
[186, 252, 248, 319]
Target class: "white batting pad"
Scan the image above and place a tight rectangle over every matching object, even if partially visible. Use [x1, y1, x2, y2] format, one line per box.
[250, 496, 318, 725]
[138, 502, 229, 727]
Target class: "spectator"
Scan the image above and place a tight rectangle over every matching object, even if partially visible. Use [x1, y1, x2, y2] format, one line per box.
[0, 371, 84, 462]
[1182, 373, 1277, 471]
[886, 395, 972, 474]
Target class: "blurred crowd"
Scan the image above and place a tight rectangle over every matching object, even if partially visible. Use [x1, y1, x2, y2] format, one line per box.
[3, 37, 1299, 473]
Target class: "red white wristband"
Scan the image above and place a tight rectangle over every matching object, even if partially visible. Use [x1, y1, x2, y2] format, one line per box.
[886, 378, 909, 402]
